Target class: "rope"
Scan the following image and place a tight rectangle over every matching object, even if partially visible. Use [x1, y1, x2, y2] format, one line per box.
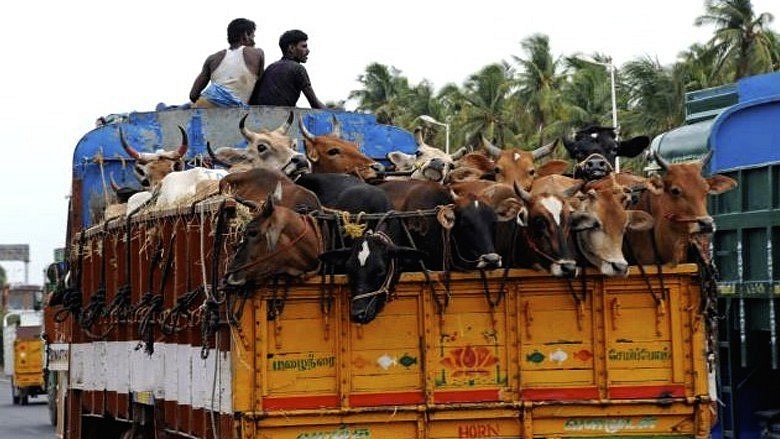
[341, 210, 367, 238]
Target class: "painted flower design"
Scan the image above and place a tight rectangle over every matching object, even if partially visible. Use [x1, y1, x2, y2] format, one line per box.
[440, 345, 498, 377]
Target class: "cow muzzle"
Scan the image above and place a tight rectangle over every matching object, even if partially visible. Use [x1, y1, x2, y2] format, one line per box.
[694, 217, 716, 234]
[577, 154, 613, 180]
[477, 253, 502, 269]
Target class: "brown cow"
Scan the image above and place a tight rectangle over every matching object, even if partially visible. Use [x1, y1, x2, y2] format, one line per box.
[120, 126, 188, 189]
[479, 136, 570, 190]
[225, 193, 323, 288]
[570, 177, 654, 276]
[299, 116, 385, 182]
[219, 168, 321, 213]
[624, 151, 737, 266]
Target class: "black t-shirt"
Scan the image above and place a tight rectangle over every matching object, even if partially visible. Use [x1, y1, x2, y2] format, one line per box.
[251, 57, 311, 107]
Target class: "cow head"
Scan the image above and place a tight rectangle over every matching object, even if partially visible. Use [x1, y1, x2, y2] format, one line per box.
[481, 136, 568, 190]
[570, 178, 654, 276]
[386, 128, 467, 182]
[643, 150, 737, 263]
[300, 116, 386, 182]
[320, 230, 423, 324]
[441, 194, 504, 270]
[119, 126, 188, 188]
[209, 112, 310, 177]
[562, 125, 649, 181]
[225, 192, 322, 288]
[514, 183, 579, 277]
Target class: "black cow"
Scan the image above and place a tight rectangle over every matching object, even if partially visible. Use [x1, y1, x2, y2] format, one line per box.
[302, 173, 423, 324]
[378, 179, 503, 271]
[563, 125, 649, 181]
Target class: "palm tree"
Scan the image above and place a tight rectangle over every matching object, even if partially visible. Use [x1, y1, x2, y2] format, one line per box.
[621, 56, 686, 136]
[457, 62, 517, 146]
[348, 63, 412, 125]
[675, 42, 730, 91]
[511, 34, 567, 146]
[562, 55, 618, 130]
[694, 0, 777, 80]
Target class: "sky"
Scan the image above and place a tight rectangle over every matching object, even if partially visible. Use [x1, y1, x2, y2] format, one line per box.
[0, 0, 777, 285]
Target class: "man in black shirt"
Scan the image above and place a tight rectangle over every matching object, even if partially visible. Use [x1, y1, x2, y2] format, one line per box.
[250, 29, 325, 109]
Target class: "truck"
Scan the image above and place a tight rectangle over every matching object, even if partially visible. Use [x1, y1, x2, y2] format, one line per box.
[45, 105, 719, 439]
[2, 283, 46, 405]
[650, 71, 780, 439]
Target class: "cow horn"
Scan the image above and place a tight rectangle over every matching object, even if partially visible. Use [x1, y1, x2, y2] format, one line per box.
[174, 126, 189, 158]
[239, 114, 258, 142]
[298, 118, 316, 142]
[653, 149, 671, 171]
[480, 134, 503, 158]
[109, 173, 121, 192]
[414, 127, 425, 146]
[206, 142, 232, 168]
[532, 138, 558, 159]
[450, 146, 468, 160]
[233, 196, 259, 211]
[119, 128, 142, 160]
[275, 111, 294, 134]
[699, 150, 713, 167]
[513, 182, 533, 203]
[330, 116, 342, 138]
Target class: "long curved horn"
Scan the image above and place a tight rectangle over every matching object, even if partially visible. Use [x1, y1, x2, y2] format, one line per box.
[239, 114, 257, 142]
[699, 150, 713, 167]
[275, 111, 294, 134]
[206, 142, 232, 168]
[414, 127, 425, 146]
[173, 126, 189, 158]
[119, 128, 142, 160]
[513, 181, 533, 204]
[480, 134, 503, 158]
[653, 149, 671, 171]
[330, 115, 342, 138]
[109, 173, 121, 192]
[298, 118, 316, 141]
[532, 138, 558, 159]
[450, 146, 468, 160]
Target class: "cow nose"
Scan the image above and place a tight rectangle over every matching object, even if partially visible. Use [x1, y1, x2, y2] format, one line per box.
[370, 162, 386, 178]
[697, 218, 715, 234]
[427, 158, 446, 171]
[560, 261, 578, 278]
[584, 156, 611, 175]
[477, 253, 502, 269]
[609, 261, 628, 276]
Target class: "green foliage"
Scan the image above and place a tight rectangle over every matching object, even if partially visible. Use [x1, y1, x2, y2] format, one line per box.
[346, 1, 779, 156]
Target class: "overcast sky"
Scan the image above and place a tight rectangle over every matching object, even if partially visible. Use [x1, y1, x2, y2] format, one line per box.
[0, 0, 777, 284]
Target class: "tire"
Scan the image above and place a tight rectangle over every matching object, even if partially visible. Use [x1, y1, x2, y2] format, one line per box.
[20, 391, 29, 405]
[47, 373, 57, 426]
[11, 380, 20, 405]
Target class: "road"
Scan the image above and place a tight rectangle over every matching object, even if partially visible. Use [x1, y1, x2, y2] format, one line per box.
[0, 377, 54, 439]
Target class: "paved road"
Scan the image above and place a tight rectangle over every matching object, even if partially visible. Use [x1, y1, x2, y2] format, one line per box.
[0, 377, 54, 439]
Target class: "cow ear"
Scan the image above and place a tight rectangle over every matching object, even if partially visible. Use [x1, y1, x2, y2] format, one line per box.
[706, 174, 738, 195]
[571, 211, 599, 232]
[304, 139, 319, 162]
[562, 180, 585, 198]
[273, 181, 284, 202]
[495, 198, 523, 222]
[515, 206, 529, 227]
[562, 137, 576, 154]
[261, 193, 276, 219]
[386, 151, 414, 170]
[537, 159, 570, 177]
[437, 206, 456, 229]
[617, 136, 650, 158]
[626, 210, 654, 231]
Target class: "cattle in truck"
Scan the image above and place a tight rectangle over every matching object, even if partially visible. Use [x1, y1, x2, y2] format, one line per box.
[562, 124, 650, 181]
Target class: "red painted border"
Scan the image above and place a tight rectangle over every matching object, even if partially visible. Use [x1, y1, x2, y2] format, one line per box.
[350, 391, 425, 406]
[608, 385, 686, 399]
[521, 387, 600, 400]
[433, 389, 502, 403]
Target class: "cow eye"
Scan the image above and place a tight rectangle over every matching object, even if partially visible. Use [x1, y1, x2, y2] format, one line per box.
[494, 166, 502, 175]
[256, 143, 268, 154]
[172, 162, 183, 172]
[415, 150, 424, 157]
[529, 169, 536, 176]
[327, 148, 340, 156]
[670, 186, 682, 196]
[246, 228, 258, 238]
[532, 217, 546, 231]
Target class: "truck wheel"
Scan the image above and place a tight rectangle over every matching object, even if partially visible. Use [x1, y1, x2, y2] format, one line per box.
[11, 380, 20, 405]
[48, 374, 58, 426]
[20, 392, 29, 405]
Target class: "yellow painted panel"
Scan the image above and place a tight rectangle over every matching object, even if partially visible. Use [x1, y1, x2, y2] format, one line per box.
[351, 372, 422, 391]
[429, 417, 522, 439]
[532, 413, 695, 437]
[350, 311, 420, 350]
[521, 369, 595, 386]
[520, 343, 595, 371]
[266, 351, 337, 394]
[258, 422, 419, 439]
[433, 343, 508, 389]
[608, 367, 673, 384]
[268, 317, 337, 352]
